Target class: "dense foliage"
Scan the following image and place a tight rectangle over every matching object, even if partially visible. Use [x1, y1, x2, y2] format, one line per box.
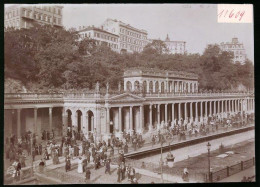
[4, 25, 254, 92]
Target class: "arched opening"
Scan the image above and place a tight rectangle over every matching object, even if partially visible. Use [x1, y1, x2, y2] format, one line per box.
[127, 81, 132, 92]
[76, 110, 82, 133]
[149, 81, 153, 93]
[155, 81, 159, 93]
[87, 110, 94, 132]
[134, 81, 140, 92]
[143, 81, 147, 93]
[161, 82, 165, 93]
[66, 109, 72, 128]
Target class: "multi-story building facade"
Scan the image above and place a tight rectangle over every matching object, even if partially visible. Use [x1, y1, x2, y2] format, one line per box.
[4, 4, 63, 30]
[77, 26, 120, 52]
[101, 18, 149, 53]
[220, 37, 246, 64]
[164, 34, 186, 54]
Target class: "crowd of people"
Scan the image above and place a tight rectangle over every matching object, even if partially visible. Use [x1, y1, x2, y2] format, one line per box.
[149, 112, 254, 144]
[4, 111, 254, 183]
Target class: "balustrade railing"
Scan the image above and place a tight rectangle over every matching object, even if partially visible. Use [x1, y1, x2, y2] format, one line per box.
[4, 91, 253, 100]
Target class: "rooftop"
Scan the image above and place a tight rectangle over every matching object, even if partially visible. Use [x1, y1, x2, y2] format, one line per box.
[106, 18, 148, 34]
[77, 26, 119, 37]
[124, 68, 198, 80]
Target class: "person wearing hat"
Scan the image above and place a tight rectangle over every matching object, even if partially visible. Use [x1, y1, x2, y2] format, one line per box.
[129, 167, 135, 182]
[124, 143, 128, 154]
[65, 156, 71, 172]
[121, 162, 126, 180]
[105, 159, 111, 174]
[77, 157, 83, 174]
[117, 165, 121, 183]
[85, 168, 91, 181]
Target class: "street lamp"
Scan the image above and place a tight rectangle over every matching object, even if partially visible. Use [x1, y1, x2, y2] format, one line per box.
[207, 142, 211, 182]
[29, 133, 34, 176]
[160, 132, 164, 183]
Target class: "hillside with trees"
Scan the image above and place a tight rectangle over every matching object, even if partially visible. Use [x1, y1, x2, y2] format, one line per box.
[4, 24, 254, 93]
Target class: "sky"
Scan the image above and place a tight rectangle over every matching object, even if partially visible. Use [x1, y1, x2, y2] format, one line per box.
[6, 4, 254, 61]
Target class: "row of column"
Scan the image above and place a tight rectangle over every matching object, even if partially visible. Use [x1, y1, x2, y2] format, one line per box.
[106, 105, 144, 134]
[125, 80, 198, 93]
[12, 107, 55, 138]
[105, 98, 254, 134]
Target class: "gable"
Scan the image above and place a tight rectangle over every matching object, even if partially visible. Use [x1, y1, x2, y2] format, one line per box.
[109, 93, 145, 101]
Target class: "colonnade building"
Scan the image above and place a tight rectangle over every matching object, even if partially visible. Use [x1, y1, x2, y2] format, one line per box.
[4, 69, 254, 141]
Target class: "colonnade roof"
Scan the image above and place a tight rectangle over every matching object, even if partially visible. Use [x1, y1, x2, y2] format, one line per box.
[123, 68, 198, 80]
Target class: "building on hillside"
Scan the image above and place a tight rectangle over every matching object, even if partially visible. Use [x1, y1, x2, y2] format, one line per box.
[220, 37, 246, 64]
[4, 4, 63, 30]
[77, 26, 120, 52]
[164, 34, 186, 54]
[101, 18, 150, 53]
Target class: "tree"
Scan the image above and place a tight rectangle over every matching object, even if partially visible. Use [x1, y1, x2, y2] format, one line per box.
[143, 40, 169, 55]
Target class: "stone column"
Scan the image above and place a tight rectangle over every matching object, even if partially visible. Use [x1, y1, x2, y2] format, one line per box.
[172, 103, 175, 121]
[221, 100, 224, 114]
[149, 104, 153, 129]
[130, 106, 133, 132]
[195, 102, 198, 119]
[190, 102, 193, 119]
[91, 116, 94, 132]
[232, 100, 234, 113]
[209, 101, 212, 115]
[157, 104, 160, 124]
[106, 107, 110, 133]
[82, 112, 86, 134]
[86, 113, 89, 132]
[200, 101, 203, 117]
[235, 99, 237, 112]
[229, 100, 231, 113]
[49, 107, 53, 131]
[62, 108, 68, 136]
[217, 101, 220, 113]
[225, 100, 228, 112]
[178, 103, 181, 119]
[119, 107, 122, 132]
[17, 109, 21, 138]
[205, 101, 207, 117]
[139, 105, 144, 132]
[34, 108, 38, 135]
[184, 102, 187, 119]
[214, 101, 216, 115]
[165, 104, 168, 122]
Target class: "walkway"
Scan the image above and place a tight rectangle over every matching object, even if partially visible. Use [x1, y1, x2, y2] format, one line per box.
[219, 166, 255, 182]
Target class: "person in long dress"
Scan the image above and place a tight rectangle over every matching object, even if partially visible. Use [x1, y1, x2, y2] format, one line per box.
[78, 157, 83, 173]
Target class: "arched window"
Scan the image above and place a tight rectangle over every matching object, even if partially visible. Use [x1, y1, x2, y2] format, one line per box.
[134, 81, 140, 92]
[155, 81, 159, 93]
[161, 82, 165, 93]
[149, 81, 153, 93]
[127, 81, 132, 91]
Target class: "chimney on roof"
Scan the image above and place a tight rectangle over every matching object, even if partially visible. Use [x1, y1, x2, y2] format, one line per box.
[101, 25, 103, 30]
[79, 26, 81, 30]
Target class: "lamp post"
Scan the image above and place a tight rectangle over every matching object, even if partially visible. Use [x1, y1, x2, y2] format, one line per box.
[207, 142, 211, 182]
[160, 132, 164, 183]
[30, 133, 34, 176]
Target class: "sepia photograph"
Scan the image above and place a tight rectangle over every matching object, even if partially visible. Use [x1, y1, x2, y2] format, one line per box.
[3, 3, 255, 184]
